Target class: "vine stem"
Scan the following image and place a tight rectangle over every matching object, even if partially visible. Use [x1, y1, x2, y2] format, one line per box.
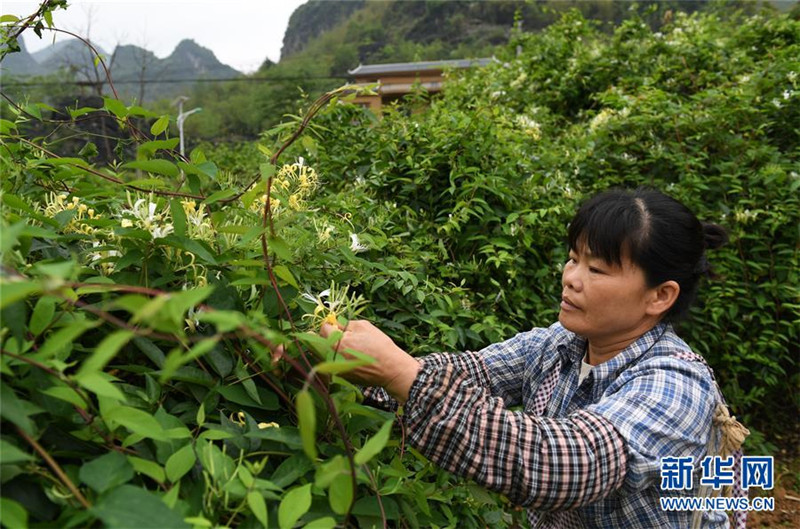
[15, 426, 92, 510]
[0, 349, 138, 456]
[0, 349, 93, 409]
[12, 136, 204, 200]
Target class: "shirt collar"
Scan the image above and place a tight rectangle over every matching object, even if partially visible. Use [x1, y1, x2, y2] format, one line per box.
[589, 322, 671, 384]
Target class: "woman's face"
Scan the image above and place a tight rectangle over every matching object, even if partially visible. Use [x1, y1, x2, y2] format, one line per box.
[559, 243, 658, 346]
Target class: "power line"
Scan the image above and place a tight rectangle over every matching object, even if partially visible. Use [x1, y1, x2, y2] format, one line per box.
[0, 75, 350, 87]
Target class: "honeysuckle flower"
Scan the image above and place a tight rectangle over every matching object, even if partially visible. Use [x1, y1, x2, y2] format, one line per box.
[180, 199, 215, 243]
[349, 233, 368, 253]
[87, 241, 121, 275]
[301, 283, 367, 328]
[515, 115, 542, 140]
[230, 411, 246, 426]
[43, 193, 100, 234]
[150, 224, 174, 239]
[258, 422, 280, 429]
[312, 218, 335, 244]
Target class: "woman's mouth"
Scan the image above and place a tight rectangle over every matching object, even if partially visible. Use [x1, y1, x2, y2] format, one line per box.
[561, 296, 580, 311]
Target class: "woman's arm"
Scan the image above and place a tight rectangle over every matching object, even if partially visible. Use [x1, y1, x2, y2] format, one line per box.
[404, 359, 628, 509]
[320, 320, 628, 509]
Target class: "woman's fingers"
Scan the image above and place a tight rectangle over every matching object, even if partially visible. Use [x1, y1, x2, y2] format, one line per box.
[319, 321, 345, 338]
[271, 344, 285, 365]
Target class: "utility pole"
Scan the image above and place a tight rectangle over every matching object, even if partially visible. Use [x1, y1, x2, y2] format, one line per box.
[173, 96, 202, 157]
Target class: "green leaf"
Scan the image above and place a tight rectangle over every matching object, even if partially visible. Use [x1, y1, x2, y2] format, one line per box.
[0, 382, 36, 434]
[267, 236, 292, 260]
[163, 481, 180, 508]
[0, 497, 27, 529]
[196, 402, 206, 426]
[165, 443, 196, 482]
[150, 115, 170, 136]
[247, 491, 268, 528]
[278, 483, 312, 529]
[305, 517, 336, 529]
[68, 106, 99, 119]
[273, 265, 299, 288]
[125, 178, 168, 189]
[103, 97, 128, 119]
[183, 517, 212, 528]
[329, 472, 354, 515]
[75, 371, 125, 401]
[138, 138, 180, 158]
[198, 429, 234, 441]
[314, 455, 347, 489]
[29, 296, 56, 335]
[202, 189, 237, 205]
[79, 451, 134, 493]
[127, 455, 166, 484]
[104, 405, 168, 440]
[160, 235, 218, 265]
[170, 199, 187, 238]
[0, 280, 41, 309]
[76, 330, 134, 377]
[92, 485, 190, 529]
[196, 310, 244, 332]
[314, 359, 370, 375]
[40, 385, 88, 410]
[246, 426, 302, 449]
[1, 14, 21, 23]
[0, 118, 17, 134]
[34, 319, 98, 360]
[133, 336, 166, 368]
[0, 439, 33, 464]
[122, 159, 179, 178]
[197, 439, 236, 480]
[354, 419, 393, 465]
[295, 390, 317, 460]
[239, 465, 254, 488]
[165, 286, 214, 325]
[242, 377, 262, 405]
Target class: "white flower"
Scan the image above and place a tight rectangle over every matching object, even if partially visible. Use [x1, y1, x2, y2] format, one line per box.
[150, 224, 174, 239]
[301, 289, 330, 305]
[349, 233, 368, 253]
[771, 98, 782, 108]
[783, 90, 792, 100]
[787, 71, 797, 83]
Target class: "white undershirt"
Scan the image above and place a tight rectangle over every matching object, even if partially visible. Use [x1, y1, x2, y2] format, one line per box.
[579, 354, 594, 385]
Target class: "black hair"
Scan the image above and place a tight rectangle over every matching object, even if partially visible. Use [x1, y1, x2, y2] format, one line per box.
[567, 187, 728, 321]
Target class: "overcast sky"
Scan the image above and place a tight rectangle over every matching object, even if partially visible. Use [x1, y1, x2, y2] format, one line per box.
[5, 0, 309, 73]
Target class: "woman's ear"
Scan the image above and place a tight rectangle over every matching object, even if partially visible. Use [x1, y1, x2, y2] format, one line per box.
[646, 280, 680, 317]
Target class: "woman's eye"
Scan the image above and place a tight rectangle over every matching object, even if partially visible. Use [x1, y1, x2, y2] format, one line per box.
[589, 267, 603, 274]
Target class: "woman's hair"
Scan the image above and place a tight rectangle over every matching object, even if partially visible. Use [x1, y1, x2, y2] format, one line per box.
[567, 187, 727, 321]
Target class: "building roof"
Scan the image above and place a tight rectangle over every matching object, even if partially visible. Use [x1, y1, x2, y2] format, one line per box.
[348, 58, 495, 77]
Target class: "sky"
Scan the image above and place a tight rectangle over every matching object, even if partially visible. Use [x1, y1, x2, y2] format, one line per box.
[5, 0, 309, 73]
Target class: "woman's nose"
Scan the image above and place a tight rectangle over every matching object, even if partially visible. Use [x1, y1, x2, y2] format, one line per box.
[562, 263, 582, 291]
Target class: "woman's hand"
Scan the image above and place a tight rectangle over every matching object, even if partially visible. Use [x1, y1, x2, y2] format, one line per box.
[320, 319, 420, 404]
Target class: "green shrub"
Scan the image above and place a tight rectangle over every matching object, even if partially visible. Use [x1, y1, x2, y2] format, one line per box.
[1, 5, 797, 528]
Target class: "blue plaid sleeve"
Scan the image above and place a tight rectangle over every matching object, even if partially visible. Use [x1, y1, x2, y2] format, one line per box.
[476, 327, 555, 406]
[362, 351, 491, 411]
[404, 359, 628, 509]
[585, 357, 716, 494]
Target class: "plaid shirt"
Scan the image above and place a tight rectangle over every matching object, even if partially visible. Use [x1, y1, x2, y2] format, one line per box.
[384, 322, 730, 528]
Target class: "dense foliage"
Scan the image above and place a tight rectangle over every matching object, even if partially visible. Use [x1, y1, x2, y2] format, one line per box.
[1, 4, 799, 529]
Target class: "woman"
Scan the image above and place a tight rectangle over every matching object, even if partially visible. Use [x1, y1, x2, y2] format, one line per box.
[320, 188, 742, 528]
